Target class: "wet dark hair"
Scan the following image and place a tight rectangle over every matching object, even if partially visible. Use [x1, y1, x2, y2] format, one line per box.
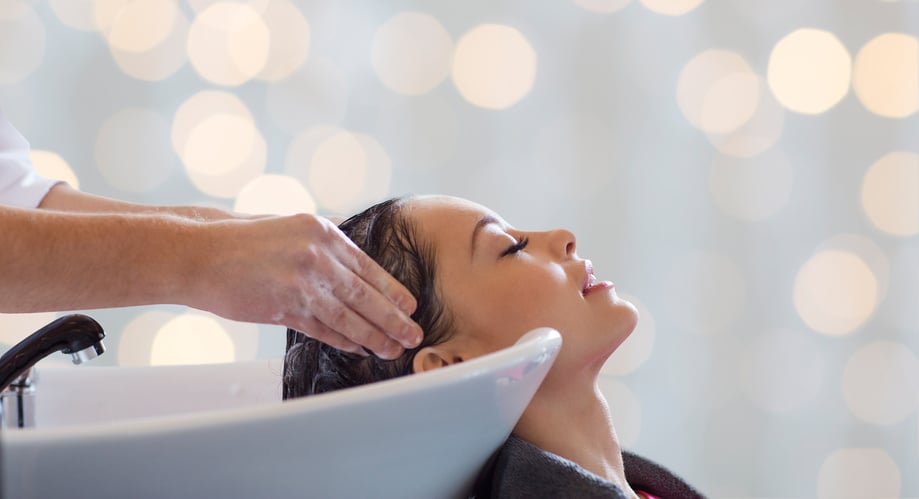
[283, 197, 456, 399]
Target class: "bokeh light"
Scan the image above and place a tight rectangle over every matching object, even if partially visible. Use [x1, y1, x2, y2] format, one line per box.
[705, 76, 785, 158]
[861, 151, 919, 237]
[303, 130, 392, 214]
[105, 0, 178, 53]
[49, 0, 97, 31]
[817, 448, 901, 498]
[118, 310, 177, 366]
[108, 3, 189, 81]
[372, 12, 453, 96]
[677, 50, 759, 134]
[573, 0, 632, 14]
[601, 293, 656, 376]
[843, 341, 919, 425]
[0, 1, 46, 84]
[816, 234, 890, 304]
[853, 33, 919, 118]
[186, 2, 270, 86]
[768, 28, 851, 114]
[95, 108, 177, 193]
[150, 313, 236, 365]
[793, 250, 878, 336]
[0, 312, 58, 347]
[30, 150, 80, 189]
[234, 174, 316, 215]
[173, 91, 266, 198]
[640, 0, 704, 15]
[596, 377, 642, 447]
[739, 329, 825, 413]
[451, 24, 537, 109]
[708, 149, 793, 221]
[254, 0, 311, 82]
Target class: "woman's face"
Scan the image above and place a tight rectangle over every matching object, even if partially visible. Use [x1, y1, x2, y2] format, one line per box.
[406, 195, 638, 373]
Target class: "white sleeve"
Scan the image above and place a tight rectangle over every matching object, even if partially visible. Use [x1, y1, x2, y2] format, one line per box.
[0, 111, 60, 208]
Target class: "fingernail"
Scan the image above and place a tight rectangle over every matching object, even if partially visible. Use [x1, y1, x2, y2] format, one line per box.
[395, 294, 416, 315]
[378, 342, 403, 360]
[401, 324, 422, 348]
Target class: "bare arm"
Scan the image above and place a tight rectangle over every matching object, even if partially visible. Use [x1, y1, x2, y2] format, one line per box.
[4, 184, 422, 358]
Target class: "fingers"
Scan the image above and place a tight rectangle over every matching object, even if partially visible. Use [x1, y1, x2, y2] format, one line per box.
[291, 318, 367, 357]
[304, 284, 408, 359]
[327, 225, 423, 347]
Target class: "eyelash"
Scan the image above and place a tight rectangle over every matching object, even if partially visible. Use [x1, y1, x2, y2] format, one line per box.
[501, 236, 529, 257]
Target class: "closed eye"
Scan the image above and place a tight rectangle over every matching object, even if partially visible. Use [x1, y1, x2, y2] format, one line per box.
[500, 236, 529, 257]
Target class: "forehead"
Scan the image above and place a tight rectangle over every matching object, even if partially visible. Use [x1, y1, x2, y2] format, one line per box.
[404, 195, 500, 246]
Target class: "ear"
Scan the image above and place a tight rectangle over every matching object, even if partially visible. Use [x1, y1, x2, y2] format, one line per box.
[412, 345, 465, 374]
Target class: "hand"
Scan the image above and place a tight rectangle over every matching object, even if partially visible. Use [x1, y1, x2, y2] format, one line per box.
[189, 214, 423, 359]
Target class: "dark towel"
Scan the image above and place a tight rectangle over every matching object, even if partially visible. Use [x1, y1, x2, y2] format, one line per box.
[472, 435, 705, 499]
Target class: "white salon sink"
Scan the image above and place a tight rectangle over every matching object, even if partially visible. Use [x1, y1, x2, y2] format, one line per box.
[0, 328, 561, 499]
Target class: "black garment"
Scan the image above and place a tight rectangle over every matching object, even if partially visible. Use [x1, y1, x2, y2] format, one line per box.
[473, 435, 706, 499]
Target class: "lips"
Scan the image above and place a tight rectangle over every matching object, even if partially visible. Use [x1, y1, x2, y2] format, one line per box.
[582, 260, 596, 293]
[582, 259, 614, 297]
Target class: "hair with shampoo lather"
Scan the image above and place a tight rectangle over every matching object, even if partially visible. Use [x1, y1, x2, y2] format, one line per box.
[283, 197, 456, 400]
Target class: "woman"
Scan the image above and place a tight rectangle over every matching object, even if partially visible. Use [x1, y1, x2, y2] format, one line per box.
[284, 195, 704, 499]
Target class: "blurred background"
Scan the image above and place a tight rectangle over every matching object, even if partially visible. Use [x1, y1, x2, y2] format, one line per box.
[1, 0, 917, 496]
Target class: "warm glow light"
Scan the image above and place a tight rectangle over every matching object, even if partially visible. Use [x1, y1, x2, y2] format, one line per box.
[768, 28, 852, 114]
[451, 24, 537, 109]
[706, 76, 785, 158]
[817, 449, 901, 499]
[183, 114, 259, 176]
[677, 50, 759, 134]
[30, 150, 80, 189]
[49, 0, 97, 31]
[172, 90, 252, 155]
[173, 91, 266, 198]
[186, 2, 270, 86]
[573, 0, 633, 14]
[861, 152, 919, 237]
[640, 0, 703, 15]
[601, 293, 655, 376]
[793, 250, 878, 335]
[295, 130, 393, 215]
[739, 329, 825, 413]
[0, 312, 58, 346]
[234, 174, 316, 215]
[105, 0, 177, 53]
[372, 12, 453, 96]
[255, 0, 311, 81]
[118, 310, 177, 366]
[853, 33, 919, 118]
[843, 341, 919, 425]
[95, 108, 177, 192]
[150, 313, 236, 365]
[0, 1, 46, 84]
[109, 5, 189, 81]
[93, 0, 130, 33]
[708, 149, 793, 221]
[307, 131, 371, 214]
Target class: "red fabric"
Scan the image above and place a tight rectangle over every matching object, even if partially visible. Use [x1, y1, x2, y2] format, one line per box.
[637, 491, 663, 499]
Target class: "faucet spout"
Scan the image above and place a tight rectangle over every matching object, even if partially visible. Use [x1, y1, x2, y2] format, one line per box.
[0, 314, 105, 392]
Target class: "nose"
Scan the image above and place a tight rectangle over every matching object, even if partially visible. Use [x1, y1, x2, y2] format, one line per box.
[547, 228, 576, 259]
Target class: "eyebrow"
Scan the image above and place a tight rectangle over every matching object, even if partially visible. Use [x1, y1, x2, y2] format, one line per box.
[470, 214, 499, 260]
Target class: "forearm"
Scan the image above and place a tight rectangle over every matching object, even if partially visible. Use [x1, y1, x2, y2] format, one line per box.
[0, 205, 212, 313]
[39, 183, 237, 221]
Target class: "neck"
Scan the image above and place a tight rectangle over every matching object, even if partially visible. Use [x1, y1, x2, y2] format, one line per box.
[512, 372, 638, 499]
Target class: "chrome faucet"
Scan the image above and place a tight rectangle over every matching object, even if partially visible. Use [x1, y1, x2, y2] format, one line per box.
[0, 314, 105, 429]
